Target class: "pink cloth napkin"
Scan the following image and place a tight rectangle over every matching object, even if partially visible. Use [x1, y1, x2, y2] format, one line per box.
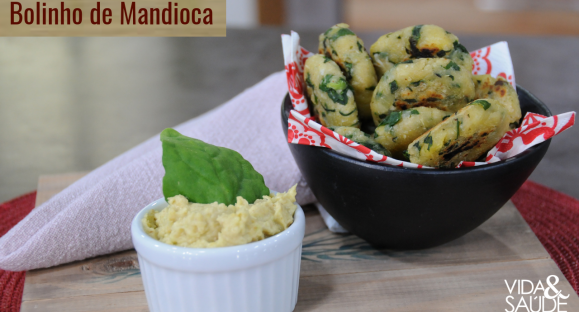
[0, 72, 315, 272]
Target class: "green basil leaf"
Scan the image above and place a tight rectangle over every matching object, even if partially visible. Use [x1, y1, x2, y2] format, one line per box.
[413, 141, 421, 155]
[379, 111, 401, 127]
[339, 108, 357, 116]
[423, 132, 433, 151]
[443, 61, 460, 71]
[327, 79, 347, 91]
[305, 73, 314, 89]
[320, 75, 350, 105]
[375, 52, 388, 59]
[328, 90, 349, 105]
[361, 142, 391, 157]
[410, 109, 420, 115]
[344, 62, 353, 80]
[411, 25, 422, 41]
[390, 80, 399, 94]
[319, 75, 333, 91]
[453, 40, 469, 53]
[161, 128, 269, 205]
[409, 25, 428, 57]
[322, 103, 336, 112]
[470, 99, 491, 110]
[331, 28, 355, 41]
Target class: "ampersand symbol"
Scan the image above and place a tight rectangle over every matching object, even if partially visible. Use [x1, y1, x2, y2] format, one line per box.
[544, 275, 570, 300]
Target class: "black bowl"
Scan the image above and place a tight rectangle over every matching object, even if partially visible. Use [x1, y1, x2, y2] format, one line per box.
[281, 86, 551, 250]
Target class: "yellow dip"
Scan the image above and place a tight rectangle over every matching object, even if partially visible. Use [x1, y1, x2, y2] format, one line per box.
[142, 185, 297, 248]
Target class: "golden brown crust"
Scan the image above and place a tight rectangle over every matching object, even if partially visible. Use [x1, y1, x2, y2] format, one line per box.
[408, 99, 510, 168]
[473, 75, 521, 126]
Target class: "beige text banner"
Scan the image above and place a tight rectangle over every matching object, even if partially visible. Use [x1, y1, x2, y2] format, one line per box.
[0, 0, 225, 36]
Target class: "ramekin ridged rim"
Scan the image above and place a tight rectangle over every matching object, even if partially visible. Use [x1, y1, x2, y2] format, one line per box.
[131, 196, 305, 273]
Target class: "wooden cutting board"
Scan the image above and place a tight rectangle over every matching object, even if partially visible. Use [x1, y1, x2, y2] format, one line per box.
[21, 173, 579, 311]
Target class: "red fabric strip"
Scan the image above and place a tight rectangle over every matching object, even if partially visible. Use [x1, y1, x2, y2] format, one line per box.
[512, 180, 579, 293]
[0, 191, 36, 312]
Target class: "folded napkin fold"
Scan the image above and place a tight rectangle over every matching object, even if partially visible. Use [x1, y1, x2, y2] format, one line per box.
[0, 72, 316, 272]
[315, 203, 348, 233]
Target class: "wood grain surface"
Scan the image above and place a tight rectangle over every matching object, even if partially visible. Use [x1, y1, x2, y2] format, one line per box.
[35, 172, 90, 208]
[22, 173, 579, 311]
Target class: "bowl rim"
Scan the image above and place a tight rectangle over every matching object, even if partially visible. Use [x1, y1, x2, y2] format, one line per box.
[131, 194, 305, 272]
[281, 85, 552, 174]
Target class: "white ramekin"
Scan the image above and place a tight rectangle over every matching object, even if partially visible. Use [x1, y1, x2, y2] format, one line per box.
[131, 196, 305, 312]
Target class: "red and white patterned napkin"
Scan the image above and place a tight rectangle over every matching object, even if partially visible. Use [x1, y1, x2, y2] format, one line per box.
[459, 112, 575, 167]
[281, 31, 576, 169]
[282, 33, 314, 117]
[471, 41, 516, 88]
